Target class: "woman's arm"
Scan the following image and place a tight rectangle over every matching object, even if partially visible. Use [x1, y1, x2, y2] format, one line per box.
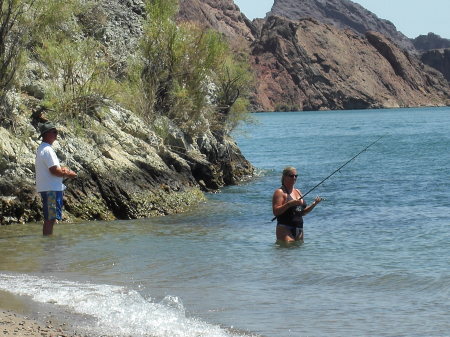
[272, 189, 288, 216]
[302, 196, 322, 216]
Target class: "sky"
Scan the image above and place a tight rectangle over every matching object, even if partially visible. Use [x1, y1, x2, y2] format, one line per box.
[233, 0, 450, 39]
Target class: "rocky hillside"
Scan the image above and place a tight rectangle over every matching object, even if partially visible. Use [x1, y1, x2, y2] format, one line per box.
[251, 16, 449, 111]
[411, 34, 450, 83]
[269, 0, 416, 52]
[419, 49, 450, 83]
[178, 0, 450, 111]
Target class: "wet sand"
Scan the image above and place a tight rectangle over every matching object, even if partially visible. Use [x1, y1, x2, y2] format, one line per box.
[0, 310, 78, 337]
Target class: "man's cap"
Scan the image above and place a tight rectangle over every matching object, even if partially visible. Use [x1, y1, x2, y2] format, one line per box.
[38, 121, 57, 139]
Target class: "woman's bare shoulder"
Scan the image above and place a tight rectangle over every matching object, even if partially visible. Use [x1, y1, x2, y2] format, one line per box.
[273, 187, 287, 199]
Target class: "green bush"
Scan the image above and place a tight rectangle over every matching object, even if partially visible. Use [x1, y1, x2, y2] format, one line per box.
[0, 0, 35, 121]
[1, 0, 254, 137]
[36, 36, 120, 128]
[27, 0, 89, 45]
[0, 0, 94, 125]
[212, 55, 254, 132]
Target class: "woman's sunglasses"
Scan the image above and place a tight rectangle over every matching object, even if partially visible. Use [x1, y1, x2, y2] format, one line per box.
[287, 174, 298, 178]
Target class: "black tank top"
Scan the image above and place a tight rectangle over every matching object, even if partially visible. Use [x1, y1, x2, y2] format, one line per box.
[276, 186, 306, 227]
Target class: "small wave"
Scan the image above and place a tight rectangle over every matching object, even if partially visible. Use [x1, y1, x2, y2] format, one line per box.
[0, 273, 257, 337]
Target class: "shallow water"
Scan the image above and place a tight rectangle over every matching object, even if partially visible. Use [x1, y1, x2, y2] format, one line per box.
[1, 107, 450, 337]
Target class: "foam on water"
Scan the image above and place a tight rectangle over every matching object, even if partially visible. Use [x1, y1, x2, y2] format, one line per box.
[0, 273, 254, 337]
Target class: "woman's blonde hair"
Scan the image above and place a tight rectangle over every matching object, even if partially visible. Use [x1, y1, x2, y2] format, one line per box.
[281, 166, 296, 184]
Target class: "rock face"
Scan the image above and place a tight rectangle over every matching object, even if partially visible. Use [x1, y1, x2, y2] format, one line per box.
[419, 49, 450, 83]
[411, 34, 450, 83]
[250, 16, 450, 111]
[0, 102, 253, 225]
[178, 0, 257, 42]
[412, 33, 450, 51]
[269, 0, 416, 52]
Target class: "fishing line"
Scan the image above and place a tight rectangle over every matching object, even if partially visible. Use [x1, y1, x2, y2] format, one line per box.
[56, 137, 124, 185]
[300, 134, 384, 200]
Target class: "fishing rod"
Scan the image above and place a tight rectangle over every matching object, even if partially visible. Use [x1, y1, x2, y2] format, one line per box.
[300, 135, 384, 200]
[271, 135, 384, 221]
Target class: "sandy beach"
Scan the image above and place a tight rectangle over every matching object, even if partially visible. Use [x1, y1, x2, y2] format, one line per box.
[0, 310, 78, 337]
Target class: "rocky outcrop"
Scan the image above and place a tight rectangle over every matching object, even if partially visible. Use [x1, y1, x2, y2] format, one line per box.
[419, 49, 450, 83]
[411, 34, 450, 83]
[270, 0, 416, 52]
[266, 1, 450, 102]
[0, 100, 253, 225]
[178, 0, 257, 43]
[250, 16, 450, 111]
[412, 33, 450, 51]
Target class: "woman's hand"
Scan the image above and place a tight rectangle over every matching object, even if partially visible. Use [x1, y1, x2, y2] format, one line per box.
[312, 196, 322, 206]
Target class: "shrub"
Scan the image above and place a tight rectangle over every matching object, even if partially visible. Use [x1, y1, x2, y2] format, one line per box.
[0, 0, 35, 123]
[212, 56, 253, 133]
[26, 0, 88, 45]
[36, 35, 120, 129]
[0, 0, 90, 125]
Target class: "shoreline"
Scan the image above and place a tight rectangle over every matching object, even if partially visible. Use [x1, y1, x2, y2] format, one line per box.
[0, 310, 78, 337]
[0, 290, 92, 337]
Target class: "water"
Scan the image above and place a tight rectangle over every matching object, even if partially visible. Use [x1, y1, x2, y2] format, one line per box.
[1, 107, 450, 337]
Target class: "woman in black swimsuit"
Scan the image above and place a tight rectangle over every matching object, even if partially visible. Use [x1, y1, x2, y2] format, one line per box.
[272, 166, 322, 242]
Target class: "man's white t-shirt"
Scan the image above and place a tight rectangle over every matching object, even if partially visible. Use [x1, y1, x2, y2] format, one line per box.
[35, 142, 64, 192]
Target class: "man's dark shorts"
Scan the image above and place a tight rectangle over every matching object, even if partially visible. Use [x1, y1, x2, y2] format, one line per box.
[40, 191, 63, 221]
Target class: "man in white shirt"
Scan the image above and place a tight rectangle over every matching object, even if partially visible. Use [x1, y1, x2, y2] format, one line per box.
[35, 122, 77, 235]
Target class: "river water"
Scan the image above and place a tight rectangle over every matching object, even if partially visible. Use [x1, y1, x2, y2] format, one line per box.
[1, 107, 449, 337]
